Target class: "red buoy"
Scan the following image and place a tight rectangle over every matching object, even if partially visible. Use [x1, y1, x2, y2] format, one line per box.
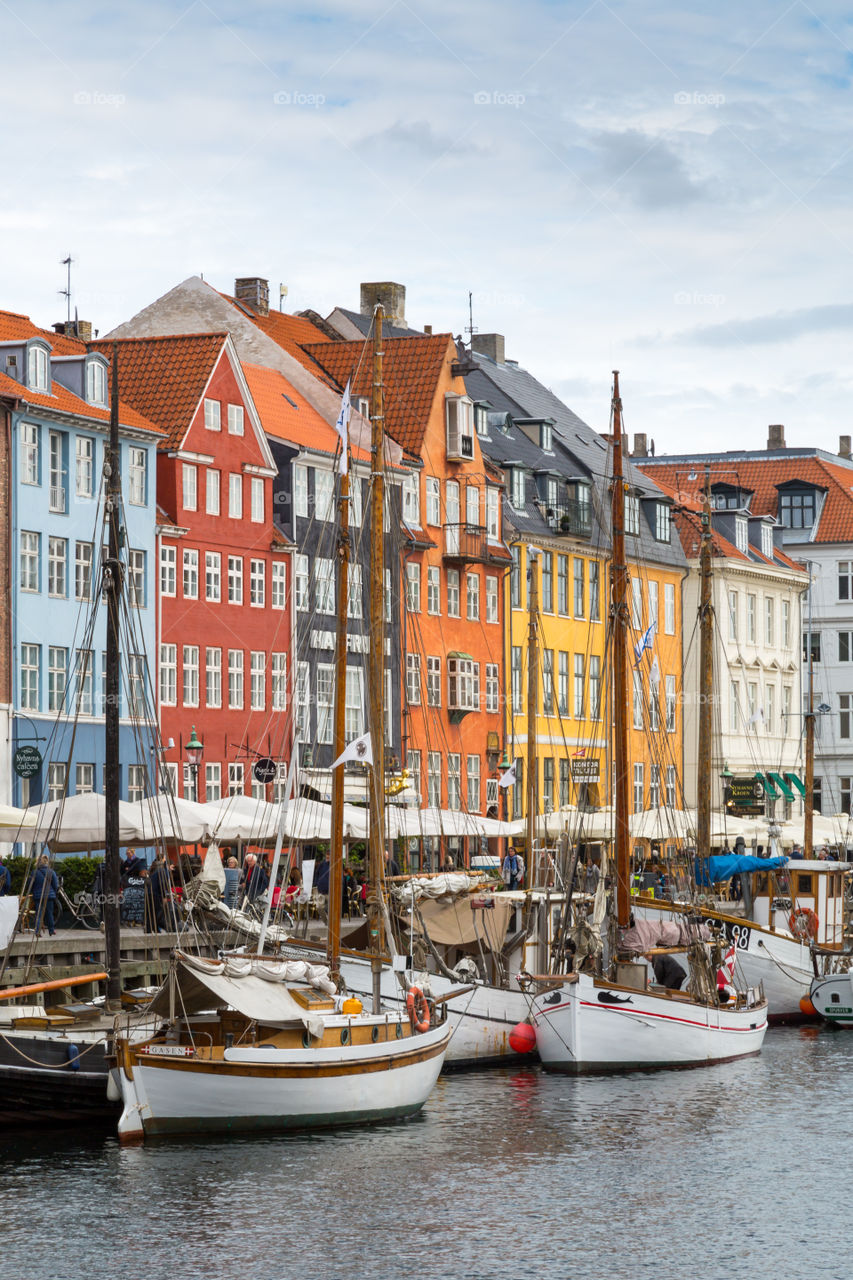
[509, 1021, 537, 1054]
[799, 995, 817, 1019]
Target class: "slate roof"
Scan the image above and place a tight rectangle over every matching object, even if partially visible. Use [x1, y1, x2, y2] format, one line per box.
[90, 333, 228, 450]
[303, 333, 456, 457]
[329, 307, 421, 340]
[242, 361, 369, 463]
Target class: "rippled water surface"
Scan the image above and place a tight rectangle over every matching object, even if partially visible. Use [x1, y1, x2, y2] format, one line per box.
[1, 1028, 849, 1280]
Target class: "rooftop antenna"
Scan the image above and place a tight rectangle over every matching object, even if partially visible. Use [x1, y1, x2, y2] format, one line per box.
[464, 290, 478, 348]
[59, 254, 73, 325]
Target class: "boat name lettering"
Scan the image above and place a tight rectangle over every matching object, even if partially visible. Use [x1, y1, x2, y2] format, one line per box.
[139, 1045, 195, 1057]
[709, 918, 750, 949]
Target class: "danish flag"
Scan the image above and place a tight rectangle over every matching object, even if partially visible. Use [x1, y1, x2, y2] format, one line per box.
[716, 942, 736, 989]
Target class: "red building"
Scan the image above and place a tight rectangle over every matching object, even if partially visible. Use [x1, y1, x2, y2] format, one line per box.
[94, 333, 292, 802]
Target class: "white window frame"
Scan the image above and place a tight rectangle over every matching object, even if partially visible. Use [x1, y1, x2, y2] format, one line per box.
[250, 476, 264, 524]
[228, 473, 243, 519]
[206, 468, 220, 515]
[204, 398, 221, 431]
[227, 403, 245, 435]
[182, 462, 197, 512]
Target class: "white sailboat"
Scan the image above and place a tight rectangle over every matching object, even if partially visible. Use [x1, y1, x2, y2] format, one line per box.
[529, 373, 769, 1072]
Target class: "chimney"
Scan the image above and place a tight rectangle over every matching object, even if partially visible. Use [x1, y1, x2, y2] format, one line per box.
[53, 320, 93, 341]
[423, 324, 433, 335]
[234, 277, 270, 317]
[360, 281, 406, 328]
[471, 333, 505, 364]
[840, 435, 851, 459]
[767, 423, 786, 450]
[632, 432, 648, 457]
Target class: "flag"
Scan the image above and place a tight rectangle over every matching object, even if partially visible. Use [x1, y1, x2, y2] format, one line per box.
[334, 379, 351, 475]
[498, 762, 516, 788]
[649, 654, 661, 689]
[716, 942, 736, 989]
[748, 706, 764, 728]
[572, 748, 586, 758]
[634, 621, 656, 664]
[332, 731, 372, 769]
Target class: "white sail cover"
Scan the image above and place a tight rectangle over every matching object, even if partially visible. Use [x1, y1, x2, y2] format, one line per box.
[148, 953, 334, 1024]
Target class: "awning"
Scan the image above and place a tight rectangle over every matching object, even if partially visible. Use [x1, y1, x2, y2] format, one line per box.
[758, 773, 779, 800]
[785, 774, 806, 797]
[768, 772, 796, 802]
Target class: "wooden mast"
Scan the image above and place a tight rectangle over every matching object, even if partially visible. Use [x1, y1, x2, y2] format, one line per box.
[610, 372, 631, 931]
[804, 561, 814, 858]
[368, 305, 387, 1013]
[526, 549, 540, 886]
[328, 435, 350, 982]
[696, 465, 714, 863]
[104, 345, 122, 1008]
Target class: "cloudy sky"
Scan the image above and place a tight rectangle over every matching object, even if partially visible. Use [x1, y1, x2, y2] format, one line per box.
[2, 0, 852, 452]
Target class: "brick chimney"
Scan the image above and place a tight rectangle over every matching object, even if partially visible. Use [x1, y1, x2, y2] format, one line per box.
[767, 423, 786, 450]
[840, 435, 851, 459]
[360, 282, 406, 328]
[234, 277, 270, 317]
[53, 320, 94, 341]
[632, 432, 648, 457]
[471, 333, 505, 364]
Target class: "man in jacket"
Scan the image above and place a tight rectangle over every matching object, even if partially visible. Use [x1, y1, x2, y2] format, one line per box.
[501, 846, 525, 891]
[29, 854, 59, 935]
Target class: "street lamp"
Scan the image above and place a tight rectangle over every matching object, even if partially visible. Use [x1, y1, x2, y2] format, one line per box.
[185, 725, 203, 800]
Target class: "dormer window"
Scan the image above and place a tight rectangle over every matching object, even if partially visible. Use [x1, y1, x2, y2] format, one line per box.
[446, 395, 474, 460]
[625, 493, 640, 536]
[761, 524, 774, 558]
[655, 502, 671, 543]
[546, 477, 558, 508]
[474, 404, 489, 437]
[85, 358, 107, 406]
[510, 468, 526, 509]
[27, 343, 49, 392]
[735, 516, 748, 553]
[541, 422, 552, 452]
[779, 488, 816, 530]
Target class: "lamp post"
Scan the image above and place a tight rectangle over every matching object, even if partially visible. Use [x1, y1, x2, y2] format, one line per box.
[185, 726, 203, 801]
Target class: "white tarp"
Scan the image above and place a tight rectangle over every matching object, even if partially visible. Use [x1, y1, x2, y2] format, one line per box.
[393, 872, 486, 904]
[148, 953, 334, 1024]
[0, 897, 18, 950]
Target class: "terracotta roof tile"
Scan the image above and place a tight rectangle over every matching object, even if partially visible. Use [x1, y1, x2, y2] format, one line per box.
[242, 362, 369, 463]
[0, 367, 162, 436]
[0, 310, 86, 355]
[90, 333, 227, 450]
[303, 334, 455, 456]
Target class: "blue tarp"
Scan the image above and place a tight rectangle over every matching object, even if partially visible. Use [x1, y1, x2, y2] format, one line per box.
[694, 854, 788, 885]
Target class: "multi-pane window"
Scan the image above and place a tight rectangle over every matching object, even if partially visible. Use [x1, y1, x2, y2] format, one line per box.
[20, 531, 40, 592]
[128, 654, 146, 718]
[294, 554, 309, 611]
[647, 580, 658, 631]
[840, 694, 853, 740]
[206, 648, 222, 708]
[160, 644, 177, 706]
[427, 753, 441, 808]
[765, 683, 775, 733]
[316, 664, 334, 744]
[780, 490, 816, 530]
[228, 403, 244, 435]
[250, 652, 265, 710]
[666, 674, 677, 732]
[747, 594, 756, 643]
[559, 759, 570, 808]
[466, 572, 480, 621]
[625, 493, 640, 536]
[590, 655, 601, 720]
[183, 645, 199, 707]
[21, 422, 39, 483]
[272, 561, 286, 609]
[447, 569, 460, 617]
[407, 750, 421, 803]
[632, 577, 643, 629]
[557, 651, 569, 715]
[747, 682, 758, 727]
[574, 654, 585, 719]
[466, 484, 479, 526]
[511, 646, 522, 711]
[486, 663, 499, 713]
[557, 555, 569, 615]
[250, 559, 265, 607]
[542, 649, 554, 715]
[76, 436, 94, 498]
[765, 597, 775, 646]
[513, 758, 523, 820]
[48, 537, 67, 598]
[633, 762, 644, 813]
[649, 682, 660, 731]
[406, 653, 422, 704]
[574, 559, 585, 618]
[183, 548, 198, 599]
[510, 468, 525, 509]
[649, 765, 661, 807]
[345, 667, 364, 740]
[182, 463, 197, 511]
[589, 562, 600, 622]
[486, 575, 498, 623]
[228, 650, 244, 709]
[206, 468, 220, 515]
[426, 476, 441, 526]
[204, 399, 221, 431]
[541, 553, 553, 613]
[406, 563, 421, 613]
[666, 765, 677, 808]
[48, 431, 65, 512]
[728, 590, 738, 640]
[347, 563, 363, 619]
[447, 754, 461, 810]
[48, 646, 67, 712]
[314, 470, 334, 522]
[272, 654, 287, 710]
[782, 600, 791, 648]
[633, 669, 643, 729]
[655, 504, 670, 542]
[205, 552, 221, 602]
[86, 358, 107, 406]
[20, 644, 40, 710]
[486, 488, 500, 540]
[250, 477, 264, 523]
[467, 755, 481, 812]
[315, 558, 335, 613]
[47, 762, 67, 802]
[128, 448, 147, 506]
[402, 473, 420, 526]
[229, 474, 242, 519]
[427, 566, 441, 615]
[76, 763, 95, 795]
[729, 680, 741, 731]
[448, 657, 478, 712]
[74, 541, 93, 601]
[664, 582, 675, 634]
[349, 477, 362, 528]
[127, 549, 145, 608]
[510, 545, 521, 608]
[160, 545, 176, 597]
[427, 656, 441, 707]
[840, 562, 853, 601]
[228, 763, 244, 796]
[227, 556, 243, 605]
[293, 465, 308, 518]
[205, 763, 221, 803]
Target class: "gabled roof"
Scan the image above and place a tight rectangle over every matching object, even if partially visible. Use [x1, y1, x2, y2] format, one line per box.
[0, 366, 162, 436]
[242, 362, 369, 464]
[90, 333, 228, 450]
[638, 453, 853, 546]
[327, 306, 421, 340]
[303, 333, 456, 457]
[219, 294, 333, 362]
[0, 310, 85, 355]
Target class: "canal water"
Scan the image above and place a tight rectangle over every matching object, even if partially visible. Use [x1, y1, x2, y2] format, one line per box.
[1, 1027, 849, 1280]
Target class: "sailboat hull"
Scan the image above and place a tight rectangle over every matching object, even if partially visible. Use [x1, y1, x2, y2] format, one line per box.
[531, 973, 767, 1073]
[116, 1020, 451, 1139]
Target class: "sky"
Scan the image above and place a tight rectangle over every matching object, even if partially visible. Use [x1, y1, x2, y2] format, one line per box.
[2, 0, 853, 453]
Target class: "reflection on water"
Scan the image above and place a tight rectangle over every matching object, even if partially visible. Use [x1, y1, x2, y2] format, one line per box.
[1, 1028, 851, 1280]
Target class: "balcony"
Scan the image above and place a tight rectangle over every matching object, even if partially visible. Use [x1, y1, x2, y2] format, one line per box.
[443, 522, 492, 563]
[538, 497, 592, 538]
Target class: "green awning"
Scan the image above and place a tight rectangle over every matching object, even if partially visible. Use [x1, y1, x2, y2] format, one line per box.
[785, 773, 806, 797]
[758, 772, 778, 799]
[768, 772, 796, 802]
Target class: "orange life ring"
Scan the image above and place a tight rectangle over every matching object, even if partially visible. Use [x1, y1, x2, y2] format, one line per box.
[788, 907, 819, 939]
[406, 985, 431, 1033]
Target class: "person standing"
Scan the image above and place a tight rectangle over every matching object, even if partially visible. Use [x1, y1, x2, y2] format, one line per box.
[502, 846, 525, 891]
[0, 855, 12, 896]
[29, 854, 59, 936]
[223, 856, 240, 908]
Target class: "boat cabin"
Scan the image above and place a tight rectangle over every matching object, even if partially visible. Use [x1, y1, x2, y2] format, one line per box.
[747, 860, 849, 946]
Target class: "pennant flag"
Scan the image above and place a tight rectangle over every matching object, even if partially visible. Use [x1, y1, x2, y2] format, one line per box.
[634, 621, 656, 664]
[334, 379, 352, 475]
[498, 762, 516, 788]
[572, 748, 587, 758]
[649, 654, 661, 689]
[332, 731, 373, 769]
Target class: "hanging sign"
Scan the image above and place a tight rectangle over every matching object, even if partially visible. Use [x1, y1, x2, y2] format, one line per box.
[726, 776, 765, 816]
[571, 759, 600, 782]
[13, 745, 42, 778]
[253, 757, 278, 784]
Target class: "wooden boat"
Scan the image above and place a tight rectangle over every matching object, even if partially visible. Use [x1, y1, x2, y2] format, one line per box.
[529, 374, 768, 1071]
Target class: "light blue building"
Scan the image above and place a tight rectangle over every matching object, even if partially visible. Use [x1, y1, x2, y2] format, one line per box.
[1, 315, 161, 812]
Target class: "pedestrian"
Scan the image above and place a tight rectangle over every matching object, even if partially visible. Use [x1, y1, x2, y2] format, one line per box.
[384, 849, 401, 879]
[502, 845, 525, 890]
[241, 853, 269, 901]
[313, 853, 330, 897]
[0, 854, 12, 896]
[223, 856, 240, 908]
[29, 854, 59, 936]
[148, 855, 174, 932]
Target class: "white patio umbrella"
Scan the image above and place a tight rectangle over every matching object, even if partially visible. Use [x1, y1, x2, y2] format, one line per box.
[0, 803, 40, 843]
[24, 793, 145, 851]
[629, 808, 696, 842]
[125, 795, 210, 845]
[382, 808, 521, 839]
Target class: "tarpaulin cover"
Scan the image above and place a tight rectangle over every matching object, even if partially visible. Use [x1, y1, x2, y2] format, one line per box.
[695, 855, 788, 885]
[621, 918, 711, 952]
[415, 897, 513, 950]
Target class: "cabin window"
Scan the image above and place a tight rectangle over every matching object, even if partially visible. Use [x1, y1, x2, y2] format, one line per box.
[797, 873, 814, 896]
[755, 874, 769, 895]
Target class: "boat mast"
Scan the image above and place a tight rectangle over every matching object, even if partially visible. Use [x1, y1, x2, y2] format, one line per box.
[368, 305, 387, 1013]
[526, 548, 540, 886]
[610, 372, 631, 930]
[328, 441, 350, 982]
[804, 560, 814, 858]
[104, 345, 122, 1008]
[696, 465, 714, 863]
